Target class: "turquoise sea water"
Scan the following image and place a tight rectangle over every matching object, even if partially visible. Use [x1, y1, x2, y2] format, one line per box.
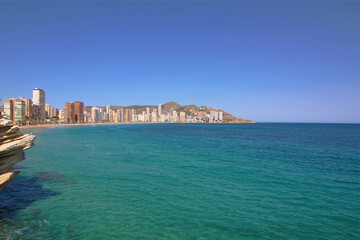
[0, 123, 359, 239]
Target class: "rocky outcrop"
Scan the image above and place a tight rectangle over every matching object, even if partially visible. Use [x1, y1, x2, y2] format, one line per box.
[0, 118, 35, 191]
[226, 118, 255, 123]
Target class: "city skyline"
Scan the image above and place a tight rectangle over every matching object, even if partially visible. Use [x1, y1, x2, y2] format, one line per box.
[2, 87, 235, 124]
[1, 86, 359, 124]
[0, 1, 359, 123]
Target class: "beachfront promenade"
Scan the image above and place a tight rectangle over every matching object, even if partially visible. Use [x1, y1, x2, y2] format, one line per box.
[18, 122, 126, 129]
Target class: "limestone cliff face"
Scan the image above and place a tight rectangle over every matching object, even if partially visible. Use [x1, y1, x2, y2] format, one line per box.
[0, 118, 35, 191]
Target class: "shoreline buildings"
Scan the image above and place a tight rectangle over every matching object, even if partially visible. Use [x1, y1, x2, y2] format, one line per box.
[1, 88, 226, 124]
[2, 88, 60, 123]
[85, 104, 223, 124]
[65, 101, 84, 123]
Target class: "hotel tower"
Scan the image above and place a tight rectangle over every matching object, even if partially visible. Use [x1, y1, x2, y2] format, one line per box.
[32, 88, 45, 120]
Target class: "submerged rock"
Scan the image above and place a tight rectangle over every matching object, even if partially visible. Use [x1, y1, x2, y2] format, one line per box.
[0, 118, 35, 191]
[34, 171, 76, 184]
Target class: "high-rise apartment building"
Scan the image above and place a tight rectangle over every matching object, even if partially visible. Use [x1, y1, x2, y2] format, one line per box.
[109, 109, 114, 122]
[131, 109, 136, 122]
[32, 105, 41, 120]
[91, 107, 100, 122]
[146, 107, 150, 122]
[101, 112, 108, 121]
[120, 108, 124, 122]
[214, 111, 219, 122]
[219, 112, 223, 122]
[159, 114, 166, 122]
[14, 100, 25, 122]
[172, 110, 178, 123]
[179, 112, 186, 122]
[84, 110, 90, 123]
[64, 101, 84, 123]
[65, 102, 75, 123]
[137, 113, 143, 122]
[45, 104, 52, 118]
[152, 109, 158, 122]
[32, 88, 45, 120]
[18, 97, 33, 120]
[59, 110, 64, 122]
[209, 110, 215, 123]
[114, 110, 119, 122]
[158, 104, 162, 115]
[115, 109, 120, 122]
[51, 107, 57, 117]
[142, 111, 145, 122]
[4, 98, 16, 121]
[165, 112, 171, 122]
[125, 109, 131, 122]
[74, 101, 84, 123]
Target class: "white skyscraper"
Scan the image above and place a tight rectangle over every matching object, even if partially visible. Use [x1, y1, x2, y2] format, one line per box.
[146, 107, 150, 122]
[116, 109, 121, 122]
[33, 88, 45, 120]
[219, 112, 223, 122]
[59, 110, 64, 122]
[158, 104, 162, 115]
[131, 109, 136, 122]
[91, 107, 100, 122]
[214, 111, 219, 122]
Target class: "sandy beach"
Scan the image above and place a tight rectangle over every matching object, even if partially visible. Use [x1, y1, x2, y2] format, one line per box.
[18, 122, 125, 129]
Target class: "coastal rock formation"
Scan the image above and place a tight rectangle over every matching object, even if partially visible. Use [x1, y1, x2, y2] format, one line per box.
[228, 118, 256, 123]
[0, 118, 35, 191]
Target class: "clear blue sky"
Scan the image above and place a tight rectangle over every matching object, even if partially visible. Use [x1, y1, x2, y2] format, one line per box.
[0, 1, 359, 123]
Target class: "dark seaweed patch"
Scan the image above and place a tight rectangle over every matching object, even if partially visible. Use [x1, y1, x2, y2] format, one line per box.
[34, 171, 76, 184]
[0, 176, 59, 221]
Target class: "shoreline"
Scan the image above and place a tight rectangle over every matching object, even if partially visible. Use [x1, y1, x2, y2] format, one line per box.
[19, 122, 126, 129]
[18, 122, 248, 129]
